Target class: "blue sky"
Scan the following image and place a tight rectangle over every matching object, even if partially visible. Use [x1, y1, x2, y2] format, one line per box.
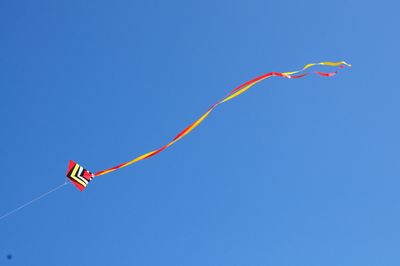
[1, 0, 399, 265]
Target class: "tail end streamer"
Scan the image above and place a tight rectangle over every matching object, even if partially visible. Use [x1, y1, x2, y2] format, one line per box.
[67, 61, 351, 191]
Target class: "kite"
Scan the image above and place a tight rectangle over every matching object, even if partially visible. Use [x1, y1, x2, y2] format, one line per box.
[66, 61, 351, 191]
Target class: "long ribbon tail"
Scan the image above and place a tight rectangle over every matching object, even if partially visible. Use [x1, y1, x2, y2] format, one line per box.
[91, 61, 350, 178]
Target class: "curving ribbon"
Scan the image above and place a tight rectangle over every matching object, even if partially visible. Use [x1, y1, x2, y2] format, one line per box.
[93, 61, 351, 177]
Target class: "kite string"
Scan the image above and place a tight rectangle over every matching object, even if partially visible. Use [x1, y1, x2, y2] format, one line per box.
[0, 181, 69, 221]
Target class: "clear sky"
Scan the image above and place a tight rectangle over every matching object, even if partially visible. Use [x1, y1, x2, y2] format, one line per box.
[1, 1, 399, 265]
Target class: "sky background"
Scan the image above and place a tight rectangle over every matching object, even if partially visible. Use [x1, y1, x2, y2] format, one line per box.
[0, 0, 399, 265]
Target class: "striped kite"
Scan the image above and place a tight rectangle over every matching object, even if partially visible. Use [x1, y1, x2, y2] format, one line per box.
[66, 61, 351, 191]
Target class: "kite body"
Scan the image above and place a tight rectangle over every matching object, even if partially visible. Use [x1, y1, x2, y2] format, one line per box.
[66, 161, 94, 191]
[66, 61, 351, 191]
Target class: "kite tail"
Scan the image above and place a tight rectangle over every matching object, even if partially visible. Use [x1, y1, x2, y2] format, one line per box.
[67, 61, 351, 191]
